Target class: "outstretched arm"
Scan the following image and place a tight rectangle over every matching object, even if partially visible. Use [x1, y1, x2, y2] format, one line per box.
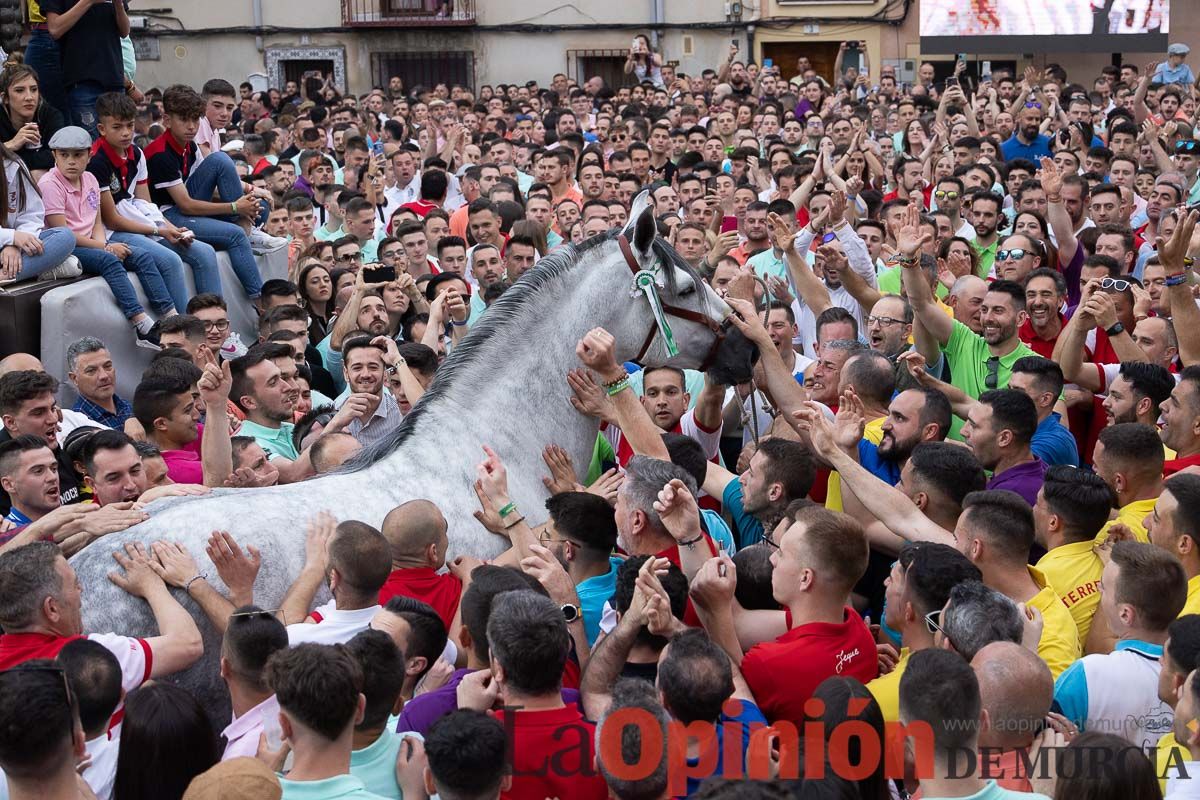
[1163, 210, 1200, 367]
[897, 203, 952, 347]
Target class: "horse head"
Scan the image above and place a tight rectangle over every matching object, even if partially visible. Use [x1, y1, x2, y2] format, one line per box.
[615, 191, 757, 384]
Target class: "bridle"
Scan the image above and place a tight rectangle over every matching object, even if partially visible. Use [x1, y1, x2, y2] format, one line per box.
[617, 234, 731, 371]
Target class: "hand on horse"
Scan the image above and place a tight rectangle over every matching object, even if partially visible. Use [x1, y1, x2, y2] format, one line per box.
[576, 327, 625, 383]
[472, 480, 507, 536]
[206, 530, 261, 605]
[302, 512, 337, 574]
[108, 542, 168, 599]
[149, 541, 202, 589]
[566, 369, 616, 424]
[475, 444, 511, 509]
[585, 467, 623, 507]
[541, 444, 583, 495]
[724, 296, 772, 351]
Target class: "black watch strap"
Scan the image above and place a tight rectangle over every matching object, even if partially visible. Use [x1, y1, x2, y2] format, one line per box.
[1105, 322, 1125, 337]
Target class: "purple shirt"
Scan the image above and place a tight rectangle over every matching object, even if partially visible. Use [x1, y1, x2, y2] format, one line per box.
[395, 668, 583, 735]
[986, 457, 1047, 507]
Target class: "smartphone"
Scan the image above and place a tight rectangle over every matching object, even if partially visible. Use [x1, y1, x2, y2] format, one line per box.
[946, 76, 959, 89]
[720, 216, 739, 233]
[631, 38, 639, 51]
[731, 38, 739, 51]
[763, 58, 774, 68]
[363, 265, 397, 283]
[370, 138, 384, 158]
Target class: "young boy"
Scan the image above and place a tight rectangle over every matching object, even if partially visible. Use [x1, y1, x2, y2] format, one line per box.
[286, 195, 316, 274]
[89, 91, 224, 306]
[196, 78, 238, 160]
[40, 126, 169, 348]
[314, 183, 348, 241]
[144, 84, 273, 307]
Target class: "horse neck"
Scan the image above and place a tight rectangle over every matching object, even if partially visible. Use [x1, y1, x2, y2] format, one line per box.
[381, 253, 645, 469]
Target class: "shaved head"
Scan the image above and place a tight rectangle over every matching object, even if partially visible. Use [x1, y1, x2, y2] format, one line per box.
[381, 499, 448, 563]
[972, 641, 1053, 748]
[0, 353, 42, 377]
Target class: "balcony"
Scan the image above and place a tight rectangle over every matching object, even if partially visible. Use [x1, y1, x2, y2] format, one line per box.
[342, 0, 476, 27]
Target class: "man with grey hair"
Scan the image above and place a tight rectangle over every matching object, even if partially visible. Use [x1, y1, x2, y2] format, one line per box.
[458, 590, 607, 800]
[935, 579, 1024, 663]
[947, 275, 988, 335]
[67, 338, 132, 429]
[616, 455, 715, 584]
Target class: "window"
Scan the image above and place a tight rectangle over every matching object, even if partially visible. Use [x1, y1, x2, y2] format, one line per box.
[567, 50, 633, 89]
[370, 51, 474, 92]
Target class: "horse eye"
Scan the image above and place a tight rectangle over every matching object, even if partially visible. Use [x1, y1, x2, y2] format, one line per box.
[677, 283, 696, 297]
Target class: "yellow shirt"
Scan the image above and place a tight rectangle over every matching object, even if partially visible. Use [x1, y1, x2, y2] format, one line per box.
[1036, 540, 1103, 645]
[866, 647, 910, 724]
[1156, 730, 1191, 793]
[826, 417, 885, 512]
[28, 0, 44, 23]
[1096, 497, 1157, 544]
[1027, 565, 1082, 679]
[1181, 575, 1200, 618]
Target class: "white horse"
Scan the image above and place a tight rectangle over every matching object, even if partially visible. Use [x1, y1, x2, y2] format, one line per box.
[67, 197, 755, 712]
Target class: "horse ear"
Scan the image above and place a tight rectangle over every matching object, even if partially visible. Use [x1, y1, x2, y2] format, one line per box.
[633, 206, 656, 254]
[624, 189, 652, 234]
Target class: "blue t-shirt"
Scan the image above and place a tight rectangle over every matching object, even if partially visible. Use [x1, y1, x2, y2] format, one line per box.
[685, 699, 768, 796]
[1001, 133, 1053, 162]
[722, 478, 762, 549]
[576, 557, 623, 646]
[701, 508, 736, 553]
[1032, 412, 1080, 467]
[1155, 63, 1196, 86]
[859, 439, 902, 486]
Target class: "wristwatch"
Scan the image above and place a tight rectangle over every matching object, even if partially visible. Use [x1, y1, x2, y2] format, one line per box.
[561, 604, 582, 624]
[384, 357, 406, 375]
[1105, 322, 1125, 337]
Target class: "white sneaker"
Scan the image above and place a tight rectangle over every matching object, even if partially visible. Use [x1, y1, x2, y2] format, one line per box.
[249, 228, 288, 254]
[221, 331, 249, 359]
[37, 255, 82, 282]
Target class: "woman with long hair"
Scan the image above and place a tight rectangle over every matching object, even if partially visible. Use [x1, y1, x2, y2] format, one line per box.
[112, 683, 219, 800]
[624, 34, 665, 89]
[298, 259, 335, 342]
[0, 63, 63, 180]
[0, 137, 75, 285]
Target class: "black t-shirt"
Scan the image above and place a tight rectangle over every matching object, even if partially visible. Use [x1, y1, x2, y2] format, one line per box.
[647, 159, 676, 185]
[39, 0, 126, 90]
[86, 143, 143, 204]
[143, 132, 197, 208]
[0, 429, 82, 518]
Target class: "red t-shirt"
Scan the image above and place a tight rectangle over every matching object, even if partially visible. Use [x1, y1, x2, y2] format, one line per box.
[377, 567, 463, 630]
[655, 535, 718, 628]
[1164, 452, 1200, 477]
[493, 705, 607, 800]
[740, 607, 878, 725]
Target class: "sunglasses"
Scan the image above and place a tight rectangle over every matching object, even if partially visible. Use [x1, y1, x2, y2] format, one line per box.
[924, 609, 948, 638]
[934, 190, 960, 200]
[1176, 140, 1200, 154]
[821, 231, 837, 244]
[1101, 277, 1132, 292]
[985, 355, 1000, 390]
[1024, 101, 1043, 110]
[996, 248, 1030, 261]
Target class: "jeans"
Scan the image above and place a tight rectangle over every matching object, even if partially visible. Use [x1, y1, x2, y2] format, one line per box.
[186, 152, 268, 226]
[24, 30, 68, 117]
[108, 232, 190, 313]
[11, 227, 77, 280]
[156, 236, 222, 297]
[163, 209, 262, 299]
[73, 245, 179, 319]
[68, 81, 110, 139]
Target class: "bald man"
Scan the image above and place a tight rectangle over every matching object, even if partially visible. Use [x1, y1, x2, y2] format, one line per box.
[0, 353, 110, 443]
[308, 431, 361, 474]
[377, 499, 462, 629]
[972, 641, 1054, 792]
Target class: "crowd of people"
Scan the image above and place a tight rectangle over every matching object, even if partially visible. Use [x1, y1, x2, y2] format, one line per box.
[4, 5, 1200, 799]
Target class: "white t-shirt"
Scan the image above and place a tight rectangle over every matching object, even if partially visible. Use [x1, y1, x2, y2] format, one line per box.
[83, 730, 120, 800]
[286, 601, 380, 646]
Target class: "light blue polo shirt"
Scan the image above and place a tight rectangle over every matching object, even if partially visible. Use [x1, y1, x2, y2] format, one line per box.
[279, 773, 389, 800]
[576, 556, 623, 646]
[237, 419, 299, 462]
[351, 730, 423, 799]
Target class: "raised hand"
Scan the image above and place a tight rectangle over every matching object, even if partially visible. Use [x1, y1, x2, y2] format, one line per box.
[206, 530, 261, 604]
[652, 478, 703, 544]
[724, 296, 773, 350]
[1158, 209, 1198, 274]
[791, 401, 838, 458]
[475, 444, 510, 507]
[302, 512, 336, 573]
[1037, 156, 1063, 198]
[585, 467, 623, 506]
[688, 553, 737, 610]
[826, 189, 848, 224]
[541, 444, 582, 495]
[833, 388, 867, 450]
[767, 211, 799, 252]
[895, 202, 931, 258]
[520, 542, 580, 606]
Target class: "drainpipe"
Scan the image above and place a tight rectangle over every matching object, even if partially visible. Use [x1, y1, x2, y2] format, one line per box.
[746, 23, 755, 63]
[253, 0, 263, 52]
[651, 0, 663, 50]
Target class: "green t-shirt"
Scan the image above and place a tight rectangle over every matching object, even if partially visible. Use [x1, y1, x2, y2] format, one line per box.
[877, 266, 949, 299]
[237, 419, 300, 462]
[942, 319, 1036, 439]
[973, 238, 998, 279]
[279, 774, 390, 800]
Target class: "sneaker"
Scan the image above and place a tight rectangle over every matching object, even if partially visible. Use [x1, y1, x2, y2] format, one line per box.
[36, 255, 82, 282]
[134, 324, 162, 351]
[248, 228, 288, 254]
[220, 331, 248, 360]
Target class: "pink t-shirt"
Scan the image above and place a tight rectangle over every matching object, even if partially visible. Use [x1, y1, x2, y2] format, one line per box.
[38, 168, 101, 237]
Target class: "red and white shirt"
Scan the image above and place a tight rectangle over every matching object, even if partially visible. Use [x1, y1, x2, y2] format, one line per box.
[603, 407, 722, 467]
[286, 600, 380, 646]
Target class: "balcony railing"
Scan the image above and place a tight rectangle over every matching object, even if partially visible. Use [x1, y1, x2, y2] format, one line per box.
[342, 0, 476, 26]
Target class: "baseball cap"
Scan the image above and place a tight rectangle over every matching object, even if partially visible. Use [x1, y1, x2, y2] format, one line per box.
[182, 758, 282, 800]
[47, 126, 91, 150]
[1168, 43, 1191, 56]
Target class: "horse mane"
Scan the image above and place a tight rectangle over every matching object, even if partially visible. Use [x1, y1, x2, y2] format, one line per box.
[343, 231, 704, 472]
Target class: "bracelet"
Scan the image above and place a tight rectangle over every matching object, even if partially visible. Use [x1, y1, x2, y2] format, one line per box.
[602, 374, 629, 389]
[606, 378, 630, 397]
[450, 318, 468, 327]
[1046, 195, 1063, 204]
[231, 202, 238, 214]
[894, 254, 917, 266]
[498, 502, 517, 518]
[502, 514, 526, 529]
[1166, 272, 1190, 287]
[678, 533, 705, 548]
[183, 572, 207, 592]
